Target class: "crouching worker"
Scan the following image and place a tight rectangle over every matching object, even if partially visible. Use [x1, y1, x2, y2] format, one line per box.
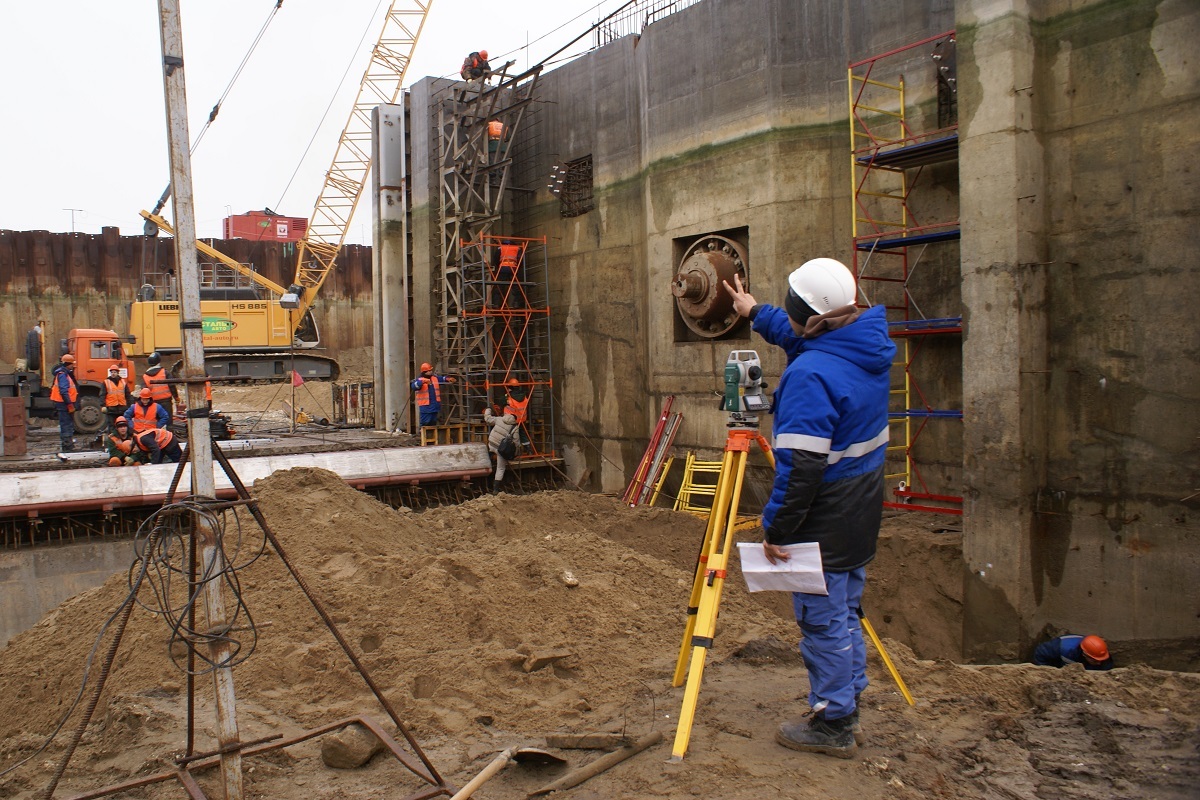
[105, 417, 146, 467]
[483, 406, 519, 488]
[135, 426, 183, 464]
[1033, 634, 1113, 671]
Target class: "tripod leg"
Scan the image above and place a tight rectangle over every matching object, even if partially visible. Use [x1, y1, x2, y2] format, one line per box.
[673, 448, 738, 686]
[670, 450, 749, 761]
[858, 608, 915, 706]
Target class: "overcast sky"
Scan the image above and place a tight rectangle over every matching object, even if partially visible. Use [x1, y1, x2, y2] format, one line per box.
[0, 0, 631, 243]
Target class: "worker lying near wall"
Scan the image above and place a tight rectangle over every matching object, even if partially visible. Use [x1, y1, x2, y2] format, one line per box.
[1033, 634, 1114, 671]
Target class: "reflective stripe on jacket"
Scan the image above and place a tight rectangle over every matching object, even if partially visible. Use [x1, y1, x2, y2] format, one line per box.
[135, 427, 174, 452]
[412, 375, 442, 408]
[104, 377, 127, 408]
[143, 367, 172, 401]
[499, 244, 520, 269]
[50, 366, 78, 404]
[129, 402, 165, 432]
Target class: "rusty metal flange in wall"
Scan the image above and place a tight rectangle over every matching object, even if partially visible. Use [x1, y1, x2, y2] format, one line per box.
[671, 234, 748, 338]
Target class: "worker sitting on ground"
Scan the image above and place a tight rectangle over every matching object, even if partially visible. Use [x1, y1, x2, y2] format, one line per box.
[1033, 634, 1113, 671]
[50, 353, 78, 452]
[135, 426, 183, 465]
[460, 49, 490, 82]
[502, 377, 532, 448]
[411, 362, 456, 428]
[103, 364, 130, 432]
[124, 388, 171, 433]
[142, 352, 178, 420]
[483, 405, 519, 489]
[105, 417, 145, 467]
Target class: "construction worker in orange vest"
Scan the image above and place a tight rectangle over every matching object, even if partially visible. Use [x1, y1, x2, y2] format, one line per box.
[502, 377, 532, 448]
[411, 362, 457, 427]
[103, 364, 131, 432]
[105, 417, 145, 467]
[135, 425, 183, 464]
[142, 352, 178, 420]
[50, 353, 78, 451]
[124, 388, 171, 433]
[492, 239, 524, 308]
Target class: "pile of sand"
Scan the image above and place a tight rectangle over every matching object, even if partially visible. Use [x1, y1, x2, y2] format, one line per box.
[1, 469, 1196, 800]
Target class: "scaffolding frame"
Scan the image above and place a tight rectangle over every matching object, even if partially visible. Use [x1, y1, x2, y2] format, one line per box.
[849, 31, 962, 515]
[433, 65, 556, 458]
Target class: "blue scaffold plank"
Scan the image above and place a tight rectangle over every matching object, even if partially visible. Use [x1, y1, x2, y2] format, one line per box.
[856, 133, 959, 170]
[856, 228, 961, 251]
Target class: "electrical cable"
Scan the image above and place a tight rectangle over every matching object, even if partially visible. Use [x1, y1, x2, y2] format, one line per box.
[149, 0, 287, 216]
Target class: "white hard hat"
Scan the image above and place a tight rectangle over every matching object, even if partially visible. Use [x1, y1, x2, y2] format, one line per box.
[787, 258, 856, 314]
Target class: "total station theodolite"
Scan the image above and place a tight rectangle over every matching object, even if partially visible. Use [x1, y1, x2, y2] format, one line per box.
[720, 350, 768, 428]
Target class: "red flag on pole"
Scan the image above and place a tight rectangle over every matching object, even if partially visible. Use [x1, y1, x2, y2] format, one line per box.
[291, 370, 305, 387]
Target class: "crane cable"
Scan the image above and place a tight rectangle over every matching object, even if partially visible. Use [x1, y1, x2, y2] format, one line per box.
[272, 0, 387, 213]
[147, 0, 287, 217]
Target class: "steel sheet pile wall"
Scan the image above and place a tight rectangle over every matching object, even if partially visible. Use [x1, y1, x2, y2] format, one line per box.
[0, 228, 374, 364]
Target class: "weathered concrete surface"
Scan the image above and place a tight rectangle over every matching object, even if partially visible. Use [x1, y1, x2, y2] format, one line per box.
[958, 0, 1200, 660]
[0, 539, 131, 648]
[0, 229, 375, 367]
[408, 0, 959, 491]
[400, 0, 1200, 663]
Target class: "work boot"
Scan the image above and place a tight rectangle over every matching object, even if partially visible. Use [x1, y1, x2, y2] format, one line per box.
[61, 440, 75, 452]
[776, 713, 857, 759]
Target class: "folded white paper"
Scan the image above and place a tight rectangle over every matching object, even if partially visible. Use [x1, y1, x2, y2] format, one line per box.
[737, 542, 827, 594]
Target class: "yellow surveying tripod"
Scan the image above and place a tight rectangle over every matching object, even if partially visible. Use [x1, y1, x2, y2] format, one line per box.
[671, 351, 773, 760]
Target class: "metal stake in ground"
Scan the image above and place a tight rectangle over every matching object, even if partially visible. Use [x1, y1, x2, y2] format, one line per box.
[155, 2, 242, 797]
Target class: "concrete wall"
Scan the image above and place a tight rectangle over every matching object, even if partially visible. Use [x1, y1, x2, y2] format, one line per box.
[958, 0, 1200, 660]
[454, 0, 959, 492]
[402, 0, 1198, 662]
[0, 539, 131, 649]
[0, 229, 375, 367]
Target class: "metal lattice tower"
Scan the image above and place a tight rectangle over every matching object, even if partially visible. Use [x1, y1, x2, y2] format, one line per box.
[433, 65, 555, 456]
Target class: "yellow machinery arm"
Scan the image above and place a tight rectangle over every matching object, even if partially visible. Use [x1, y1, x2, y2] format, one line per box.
[139, 210, 289, 297]
[287, 0, 431, 324]
[140, 1, 431, 337]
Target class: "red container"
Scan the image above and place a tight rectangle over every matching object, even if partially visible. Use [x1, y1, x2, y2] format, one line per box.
[222, 211, 308, 242]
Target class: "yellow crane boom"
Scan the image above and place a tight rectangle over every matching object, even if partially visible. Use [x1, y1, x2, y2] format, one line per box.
[287, 0, 432, 322]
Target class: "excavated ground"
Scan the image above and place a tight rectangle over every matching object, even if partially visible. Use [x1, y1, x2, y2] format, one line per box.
[0, 468, 1197, 799]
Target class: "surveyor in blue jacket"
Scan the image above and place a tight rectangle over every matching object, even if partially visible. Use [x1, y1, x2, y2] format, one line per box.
[731, 258, 894, 760]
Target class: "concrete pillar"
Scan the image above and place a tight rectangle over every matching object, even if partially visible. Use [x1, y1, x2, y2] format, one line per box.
[957, 0, 1050, 661]
[373, 103, 410, 432]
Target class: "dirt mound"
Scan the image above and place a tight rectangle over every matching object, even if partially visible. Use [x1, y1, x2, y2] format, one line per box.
[1, 469, 1197, 800]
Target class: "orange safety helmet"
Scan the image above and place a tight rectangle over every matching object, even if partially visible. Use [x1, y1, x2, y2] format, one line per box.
[114, 416, 129, 428]
[506, 378, 520, 388]
[61, 354, 76, 365]
[478, 49, 488, 60]
[1080, 635, 1109, 663]
[139, 388, 153, 400]
[420, 362, 434, 373]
